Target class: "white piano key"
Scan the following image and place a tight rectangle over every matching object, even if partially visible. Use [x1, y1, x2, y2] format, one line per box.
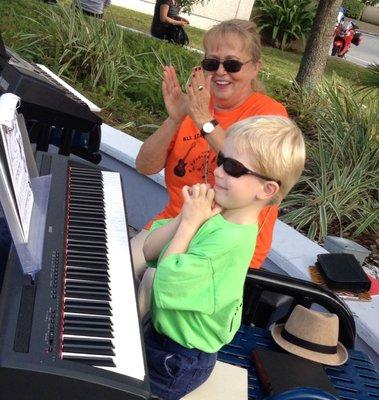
[100, 171, 145, 380]
[36, 64, 102, 113]
[63, 169, 145, 381]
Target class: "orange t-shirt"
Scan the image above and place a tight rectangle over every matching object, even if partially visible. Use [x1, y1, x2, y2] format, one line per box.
[147, 92, 287, 268]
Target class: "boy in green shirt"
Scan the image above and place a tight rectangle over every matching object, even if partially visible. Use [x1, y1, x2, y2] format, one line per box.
[142, 116, 306, 399]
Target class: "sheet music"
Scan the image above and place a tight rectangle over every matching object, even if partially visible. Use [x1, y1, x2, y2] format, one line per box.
[0, 93, 34, 242]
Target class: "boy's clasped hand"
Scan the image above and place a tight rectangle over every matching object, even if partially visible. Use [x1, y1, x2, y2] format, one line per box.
[180, 184, 222, 230]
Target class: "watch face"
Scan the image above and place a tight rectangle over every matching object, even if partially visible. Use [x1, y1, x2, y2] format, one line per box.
[203, 122, 215, 133]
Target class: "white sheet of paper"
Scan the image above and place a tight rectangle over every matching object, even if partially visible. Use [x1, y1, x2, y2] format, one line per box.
[0, 94, 34, 242]
[0, 133, 26, 241]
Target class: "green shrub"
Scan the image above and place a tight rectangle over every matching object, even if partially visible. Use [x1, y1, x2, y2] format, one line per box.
[16, 5, 135, 97]
[14, 3, 200, 113]
[253, 0, 316, 50]
[281, 80, 379, 241]
[344, 0, 365, 19]
[356, 63, 379, 99]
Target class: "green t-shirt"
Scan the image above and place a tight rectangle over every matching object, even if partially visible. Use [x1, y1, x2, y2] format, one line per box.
[148, 214, 258, 353]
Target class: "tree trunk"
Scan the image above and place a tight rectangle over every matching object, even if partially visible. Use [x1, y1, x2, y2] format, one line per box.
[295, 0, 343, 88]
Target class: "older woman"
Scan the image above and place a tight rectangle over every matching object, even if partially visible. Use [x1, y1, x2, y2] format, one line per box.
[134, 19, 287, 313]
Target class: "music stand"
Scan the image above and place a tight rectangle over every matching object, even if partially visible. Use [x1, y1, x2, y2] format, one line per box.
[0, 99, 50, 278]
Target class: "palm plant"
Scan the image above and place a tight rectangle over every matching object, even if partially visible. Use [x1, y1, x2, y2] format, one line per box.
[281, 80, 379, 241]
[254, 0, 316, 50]
[16, 4, 135, 97]
[356, 63, 379, 98]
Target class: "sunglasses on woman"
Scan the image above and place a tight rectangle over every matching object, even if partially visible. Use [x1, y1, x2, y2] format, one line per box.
[201, 58, 252, 73]
[216, 152, 281, 185]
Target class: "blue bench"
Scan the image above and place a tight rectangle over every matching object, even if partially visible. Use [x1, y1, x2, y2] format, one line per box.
[218, 325, 379, 400]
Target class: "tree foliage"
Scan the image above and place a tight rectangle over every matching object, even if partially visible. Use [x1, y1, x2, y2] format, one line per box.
[178, 0, 210, 14]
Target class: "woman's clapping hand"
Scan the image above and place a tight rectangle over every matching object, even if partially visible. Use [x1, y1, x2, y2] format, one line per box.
[162, 66, 188, 124]
[187, 67, 213, 129]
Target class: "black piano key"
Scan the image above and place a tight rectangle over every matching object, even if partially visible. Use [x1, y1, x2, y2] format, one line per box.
[69, 203, 104, 211]
[67, 253, 108, 262]
[64, 319, 112, 327]
[66, 280, 110, 289]
[70, 166, 102, 175]
[65, 299, 112, 308]
[67, 244, 107, 253]
[66, 263, 109, 272]
[65, 290, 110, 301]
[64, 314, 112, 323]
[65, 280, 110, 289]
[66, 266, 108, 275]
[69, 213, 105, 222]
[66, 271, 110, 282]
[65, 284, 110, 294]
[64, 322, 112, 332]
[64, 337, 113, 346]
[65, 303, 112, 316]
[63, 344, 115, 356]
[70, 172, 102, 178]
[70, 185, 103, 192]
[67, 242, 107, 250]
[69, 196, 103, 205]
[67, 237, 106, 244]
[62, 354, 116, 367]
[67, 242, 107, 249]
[70, 174, 102, 181]
[70, 176, 103, 185]
[68, 231, 106, 239]
[64, 322, 112, 330]
[69, 199, 104, 206]
[70, 188, 103, 196]
[69, 210, 105, 219]
[64, 326, 113, 338]
[68, 235, 106, 244]
[69, 220, 106, 229]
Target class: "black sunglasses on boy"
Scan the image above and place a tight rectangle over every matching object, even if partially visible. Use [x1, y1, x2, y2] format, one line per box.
[201, 58, 252, 73]
[216, 152, 281, 185]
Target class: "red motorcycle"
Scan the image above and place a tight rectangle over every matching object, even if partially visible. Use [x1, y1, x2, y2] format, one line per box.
[332, 21, 362, 57]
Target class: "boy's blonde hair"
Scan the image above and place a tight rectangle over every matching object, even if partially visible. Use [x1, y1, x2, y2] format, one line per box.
[228, 116, 306, 203]
[203, 19, 264, 92]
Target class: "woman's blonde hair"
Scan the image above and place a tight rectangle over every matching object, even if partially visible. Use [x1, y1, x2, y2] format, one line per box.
[203, 19, 264, 91]
[228, 116, 306, 204]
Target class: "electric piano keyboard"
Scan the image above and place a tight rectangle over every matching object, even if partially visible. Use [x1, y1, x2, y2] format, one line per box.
[0, 153, 150, 399]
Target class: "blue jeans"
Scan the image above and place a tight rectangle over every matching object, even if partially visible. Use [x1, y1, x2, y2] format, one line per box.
[144, 322, 217, 400]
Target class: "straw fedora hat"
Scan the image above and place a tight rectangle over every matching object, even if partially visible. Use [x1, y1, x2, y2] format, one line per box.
[271, 305, 348, 366]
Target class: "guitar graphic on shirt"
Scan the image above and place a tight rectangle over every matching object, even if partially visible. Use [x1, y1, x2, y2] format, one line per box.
[173, 142, 196, 177]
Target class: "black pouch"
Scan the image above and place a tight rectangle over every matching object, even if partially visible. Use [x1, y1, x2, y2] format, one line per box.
[316, 253, 371, 293]
[165, 25, 189, 46]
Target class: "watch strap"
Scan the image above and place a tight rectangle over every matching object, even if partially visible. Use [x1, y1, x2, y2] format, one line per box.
[200, 119, 219, 137]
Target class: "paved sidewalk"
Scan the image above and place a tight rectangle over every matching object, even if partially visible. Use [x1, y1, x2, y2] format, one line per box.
[346, 17, 379, 36]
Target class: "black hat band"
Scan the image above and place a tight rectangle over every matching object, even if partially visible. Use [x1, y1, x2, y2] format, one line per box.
[281, 328, 338, 355]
